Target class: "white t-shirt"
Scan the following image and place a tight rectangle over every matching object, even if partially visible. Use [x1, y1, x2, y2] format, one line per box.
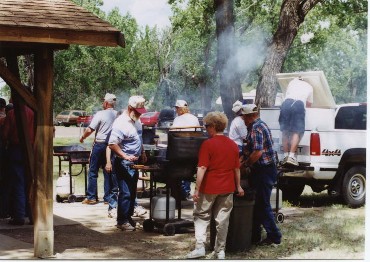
[228, 116, 248, 147]
[172, 113, 200, 130]
[285, 78, 314, 106]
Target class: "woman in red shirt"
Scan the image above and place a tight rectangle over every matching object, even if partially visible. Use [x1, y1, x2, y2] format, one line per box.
[186, 111, 244, 259]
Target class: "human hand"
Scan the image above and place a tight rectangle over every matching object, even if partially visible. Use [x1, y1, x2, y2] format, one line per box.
[192, 190, 199, 203]
[105, 162, 112, 173]
[236, 186, 244, 197]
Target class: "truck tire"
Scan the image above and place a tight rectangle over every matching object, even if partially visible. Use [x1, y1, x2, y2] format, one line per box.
[342, 166, 366, 208]
[280, 184, 305, 202]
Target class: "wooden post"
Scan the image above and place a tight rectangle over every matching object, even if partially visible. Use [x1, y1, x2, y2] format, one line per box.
[33, 47, 54, 258]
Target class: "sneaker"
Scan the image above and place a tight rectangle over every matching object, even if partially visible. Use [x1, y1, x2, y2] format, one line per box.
[279, 156, 288, 166]
[285, 156, 298, 166]
[116, 222, 135, 231]
[133, 206, 147, 217]
[185, 247, 205, 259]
[82, 198, 98, 205]
[108, 208, 117, 218]
[258, 238, 281, 246]
[207, 250, 225, 259]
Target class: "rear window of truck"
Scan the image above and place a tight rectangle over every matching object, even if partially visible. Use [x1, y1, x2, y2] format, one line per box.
[335, 105, 367, 130]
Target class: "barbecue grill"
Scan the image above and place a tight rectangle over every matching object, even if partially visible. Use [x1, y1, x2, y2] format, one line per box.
[143, 128, 207, 235]
[53, 145, 90, 203]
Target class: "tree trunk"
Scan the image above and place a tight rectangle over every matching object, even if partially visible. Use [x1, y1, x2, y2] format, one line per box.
[214, 0, 242, 121]
[255, 0, 321, 107]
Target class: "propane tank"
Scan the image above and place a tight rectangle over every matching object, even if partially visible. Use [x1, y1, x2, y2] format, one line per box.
[151, 188, 175, 220]
[56, 171, 75, 197]
[270, 188, 282, 211]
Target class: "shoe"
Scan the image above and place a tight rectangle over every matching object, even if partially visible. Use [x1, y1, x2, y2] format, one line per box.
[108, 208, 117, 218]
[128, 217, 137, 228]
[258, 238, 281, 246]
[82, 198, 98, 205]
[8, 219, 25, 225]
[185, 247, 205, 259]
[217, 250, 225, 259]
[116, 222, 135, 231]
[279, 156, 288, 166]
[285, 156, 298, 166]
[207, 250, 225, 259]
[133, 206, 147, 217]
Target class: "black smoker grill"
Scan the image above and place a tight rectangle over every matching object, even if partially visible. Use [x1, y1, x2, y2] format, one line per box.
[53, 145, 91, 203]
[143, 128, 207, 236]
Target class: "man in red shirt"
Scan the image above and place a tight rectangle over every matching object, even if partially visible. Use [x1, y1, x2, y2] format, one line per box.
[186, 111, 244, 259]
[2, 102, 35, 225]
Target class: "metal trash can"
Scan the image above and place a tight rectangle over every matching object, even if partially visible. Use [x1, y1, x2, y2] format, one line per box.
[210, 187, 255, 252]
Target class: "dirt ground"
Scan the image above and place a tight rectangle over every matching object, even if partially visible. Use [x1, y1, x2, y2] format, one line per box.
[0, 195, 365, 260]
[1, 126, 363, 259]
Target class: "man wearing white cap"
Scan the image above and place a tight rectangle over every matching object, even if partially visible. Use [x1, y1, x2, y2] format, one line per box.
[228, 100, 248, 155]
[172, 99, 200, 200]
[172, 100, 200, 129]
[240, 104, 282, 246]
[81, 93, 118, 211]
[108, 95, 148, 231]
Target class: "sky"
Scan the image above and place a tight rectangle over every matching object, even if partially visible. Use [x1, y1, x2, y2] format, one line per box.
[100, 0, 173, 29]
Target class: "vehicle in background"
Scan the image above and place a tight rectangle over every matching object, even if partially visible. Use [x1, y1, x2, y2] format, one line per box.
[77, 114, 94, 127]
[261, 71, 366, 208]
[140, 111, 160, 127]
[157, 108, 176, 128]
[55, 110, 86, 127]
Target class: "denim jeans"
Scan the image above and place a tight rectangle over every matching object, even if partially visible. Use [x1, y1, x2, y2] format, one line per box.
[8, 147, 27, 220]
[181, 180, 191, 198]
[114, 158, 138, 225]
[86, 142, 117, 208]
[250, 164, 282, 243]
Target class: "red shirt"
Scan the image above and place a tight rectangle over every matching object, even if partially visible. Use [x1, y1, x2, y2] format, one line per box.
[198, 135, 239, 194]
[2, 105, 35, 145]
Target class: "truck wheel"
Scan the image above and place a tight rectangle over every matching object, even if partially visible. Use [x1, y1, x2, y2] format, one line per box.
[342, 166, 366, 208]
[280, 184, 305, 202]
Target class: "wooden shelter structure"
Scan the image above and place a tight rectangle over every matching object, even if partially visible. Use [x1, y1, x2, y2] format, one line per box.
[0, 0, 124, 258]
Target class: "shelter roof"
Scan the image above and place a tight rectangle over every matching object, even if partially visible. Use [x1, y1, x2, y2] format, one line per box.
[0, 0, 124, 56]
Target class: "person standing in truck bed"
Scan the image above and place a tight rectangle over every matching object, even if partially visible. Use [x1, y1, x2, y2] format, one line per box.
[279, 77, 313, 166]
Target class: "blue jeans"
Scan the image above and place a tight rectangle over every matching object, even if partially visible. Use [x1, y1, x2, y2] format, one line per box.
[181, 180, 191, 198]
[114, 158, 138, 225]
[8, 147, 27, 221]
[86, 142, 117, 208]
[250, 164, 282, 243]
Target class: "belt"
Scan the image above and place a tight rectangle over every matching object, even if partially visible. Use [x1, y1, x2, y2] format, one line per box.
[253, 162, 275, 168]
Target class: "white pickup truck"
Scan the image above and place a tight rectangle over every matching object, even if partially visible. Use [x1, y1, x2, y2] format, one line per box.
[260, 71, 366, 208]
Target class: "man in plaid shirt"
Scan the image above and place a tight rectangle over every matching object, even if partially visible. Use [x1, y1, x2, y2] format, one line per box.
[241, 104, 282, 246]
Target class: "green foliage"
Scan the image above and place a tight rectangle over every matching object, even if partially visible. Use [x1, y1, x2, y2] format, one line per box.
[53, 0, 367, 115]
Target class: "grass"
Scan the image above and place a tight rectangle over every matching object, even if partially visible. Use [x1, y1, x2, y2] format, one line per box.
[226, 189, 365, 259]
[53, 137, 103, 199]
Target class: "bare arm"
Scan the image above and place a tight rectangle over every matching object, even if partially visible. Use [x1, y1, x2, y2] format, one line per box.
[109, 144, 138, 162]
[80, 127, 94, 143]
[193, 166, 207, 203]
[105, 146, 112, 173]
[245, 150, 263, 166]
[234, 168, 244, 196]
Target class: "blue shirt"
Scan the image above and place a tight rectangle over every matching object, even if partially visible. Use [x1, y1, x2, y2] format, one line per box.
[245, 118, 277, 166]
[108, 112, 143, 157]
[89, 108, 117, 142]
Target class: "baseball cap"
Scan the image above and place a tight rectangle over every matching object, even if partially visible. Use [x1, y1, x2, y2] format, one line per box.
[128, 95, 147, 114]
[175, 100, 188, 108]
[232, 100, 243, 113]
[241, 104, 258, 115]
[104, 93, 116, 103]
